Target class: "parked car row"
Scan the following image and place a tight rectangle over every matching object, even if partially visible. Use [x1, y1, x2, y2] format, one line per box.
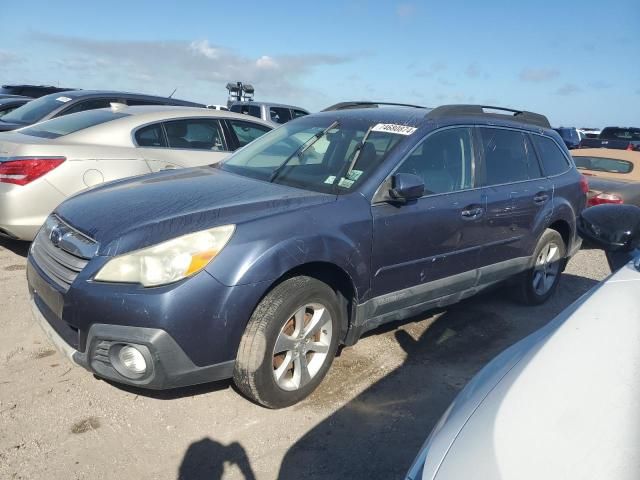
[3, 89, 635, 475]
[579, 126, 640, 151]
[0, 105, 272, 240]
[20, 101, 588, 410]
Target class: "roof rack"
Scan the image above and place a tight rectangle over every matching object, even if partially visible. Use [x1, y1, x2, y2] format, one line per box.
[426, 105, 551, 129]
[322, 101, 428, 112]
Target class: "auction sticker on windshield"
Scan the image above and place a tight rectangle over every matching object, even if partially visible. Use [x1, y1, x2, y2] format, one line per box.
[371, 123, 417, 135]
[56, 96, 72, 103]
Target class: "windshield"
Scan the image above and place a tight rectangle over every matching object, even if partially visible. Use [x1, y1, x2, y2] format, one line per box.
[219, 117, 406, 193]
[19, 109, 129, 139]
[0, 93, 72, 124]
[573, 156, 633, 174]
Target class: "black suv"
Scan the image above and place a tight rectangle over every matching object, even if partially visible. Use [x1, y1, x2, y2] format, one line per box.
[0, 90, 205, 132]
[0, 84, 77, 98]
[28, 103, 587, 408]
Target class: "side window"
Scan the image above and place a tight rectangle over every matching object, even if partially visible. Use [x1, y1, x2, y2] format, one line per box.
[292, 109, 308, 119]
[163, 119, 225, 150]
[232, 104, 262, 119]
[269, 107, 292, 124]
[479, 128, 541, 186]
[135, 123, 166, 147]
[396, 127, 473, 195]
[532, 135, 570, 176]
[58, 99, 115, 116]
[228, 120, 271, 149]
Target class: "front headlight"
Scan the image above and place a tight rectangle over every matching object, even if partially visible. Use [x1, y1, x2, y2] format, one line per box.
[94, 225, 235, 287]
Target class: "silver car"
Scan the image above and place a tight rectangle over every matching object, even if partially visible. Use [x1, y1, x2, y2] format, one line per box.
[0, 105, 272, 240]
[406, 204, 640, 480]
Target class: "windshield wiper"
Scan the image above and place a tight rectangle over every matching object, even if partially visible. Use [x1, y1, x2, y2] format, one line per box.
[269, 120, 339, 182]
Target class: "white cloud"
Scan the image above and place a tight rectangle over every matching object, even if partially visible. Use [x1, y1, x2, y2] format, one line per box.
[189, 40, 220, 59]
[30, 33, 354, 107]
[556, 84, 581, 96]
[519, 68, 560, 82]
[256, 55, 278, 69]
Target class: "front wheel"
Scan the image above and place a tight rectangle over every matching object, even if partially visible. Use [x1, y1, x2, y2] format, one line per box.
[513, 229, 566, 305]
[233, 276, 341, 408]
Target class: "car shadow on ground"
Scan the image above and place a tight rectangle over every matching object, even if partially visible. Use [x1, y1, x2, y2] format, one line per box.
[177, 437, 256, 480]
[103, 377, 233, 400]
[277, 273, 599, 479]
[0, 237, 30, 258]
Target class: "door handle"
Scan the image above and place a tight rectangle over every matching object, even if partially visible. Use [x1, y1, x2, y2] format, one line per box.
[461, 207, 484, 219]
[533, 192, 549, 204]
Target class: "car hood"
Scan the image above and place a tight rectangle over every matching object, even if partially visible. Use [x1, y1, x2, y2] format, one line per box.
[55, 167, 336, 256]
[423, 260, 640, 479]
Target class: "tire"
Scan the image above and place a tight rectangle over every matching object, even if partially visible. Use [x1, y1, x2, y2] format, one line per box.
[513, 229, 566, 305]
[233, 276, 341, 408]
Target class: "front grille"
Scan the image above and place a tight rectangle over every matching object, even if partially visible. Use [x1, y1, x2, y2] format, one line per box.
[30, 215, 97, 292]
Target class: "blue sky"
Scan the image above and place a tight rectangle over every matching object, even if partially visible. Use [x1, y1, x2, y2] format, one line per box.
[1, 0, 638, 126]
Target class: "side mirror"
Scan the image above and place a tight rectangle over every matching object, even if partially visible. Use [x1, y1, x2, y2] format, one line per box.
[578, 204, 640, 271]
[389, 173, 424, 203]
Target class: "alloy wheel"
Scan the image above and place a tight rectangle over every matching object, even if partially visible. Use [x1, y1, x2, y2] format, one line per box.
[272, 303, 333, 391]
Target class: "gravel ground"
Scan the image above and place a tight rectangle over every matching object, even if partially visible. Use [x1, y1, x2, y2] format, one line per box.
[0, 238, 610, 480]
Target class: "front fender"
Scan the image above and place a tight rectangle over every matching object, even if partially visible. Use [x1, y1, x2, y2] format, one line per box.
[205, 195, 373, 301]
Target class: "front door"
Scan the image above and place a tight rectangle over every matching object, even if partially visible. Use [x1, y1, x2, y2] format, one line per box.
[371, 127, 485, 311]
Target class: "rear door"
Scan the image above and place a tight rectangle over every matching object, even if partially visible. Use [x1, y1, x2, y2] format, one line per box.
[370, 127, 485, 307]
[476, 127, 551, 271]
[134, 118, 230, 170]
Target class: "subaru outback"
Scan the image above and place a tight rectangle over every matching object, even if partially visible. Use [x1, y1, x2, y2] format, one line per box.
[27, 102, 587, 408]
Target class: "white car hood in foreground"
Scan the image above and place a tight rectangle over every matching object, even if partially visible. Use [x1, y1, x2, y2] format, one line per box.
[417, 260, 640, 480]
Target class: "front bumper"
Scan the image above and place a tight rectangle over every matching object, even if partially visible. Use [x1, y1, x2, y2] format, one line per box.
[30, 296, 235, 389]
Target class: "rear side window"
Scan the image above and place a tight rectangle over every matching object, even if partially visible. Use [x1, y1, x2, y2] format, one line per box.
[20, 110, 129, 139]
[135, 123, 166, 147]
[532, 135, 570, 176]
[269, 107, 292, 124]
[397, 127, 474, 195]
[292, 109, 308, 119]
[479, 128, 541, 185]
[228, 120, 271, 148]
[230, 104, 261, 119]
[59, 99, 115, 116]
[163, 119, 225, 150]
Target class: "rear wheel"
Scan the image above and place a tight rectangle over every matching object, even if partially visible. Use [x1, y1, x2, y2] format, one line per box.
[233, 276, 341, 408]
[514, 229, 566, 305]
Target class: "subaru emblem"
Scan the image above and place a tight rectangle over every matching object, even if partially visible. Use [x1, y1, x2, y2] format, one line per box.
[50, 227, 62, 247]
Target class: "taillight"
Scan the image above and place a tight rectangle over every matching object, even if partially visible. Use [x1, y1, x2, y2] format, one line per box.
[587, 192, 624, 206]
[579, 175, 589, 194]
[0, 157, 65, 186]
[626, 143, 633, 151]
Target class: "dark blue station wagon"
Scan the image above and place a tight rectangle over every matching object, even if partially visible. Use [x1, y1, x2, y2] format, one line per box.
[27, 103, 587, 407]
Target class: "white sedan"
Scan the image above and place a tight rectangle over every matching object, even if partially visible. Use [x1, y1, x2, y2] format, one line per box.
[0, 105, 272, 240]
[407, 204, 640, 480]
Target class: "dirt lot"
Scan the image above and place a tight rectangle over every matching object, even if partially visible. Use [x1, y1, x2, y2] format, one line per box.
[0, 238, 610, 480]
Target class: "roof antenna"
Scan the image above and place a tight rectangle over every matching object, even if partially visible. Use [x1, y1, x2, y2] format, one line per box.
[168, 87, 177, 98]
